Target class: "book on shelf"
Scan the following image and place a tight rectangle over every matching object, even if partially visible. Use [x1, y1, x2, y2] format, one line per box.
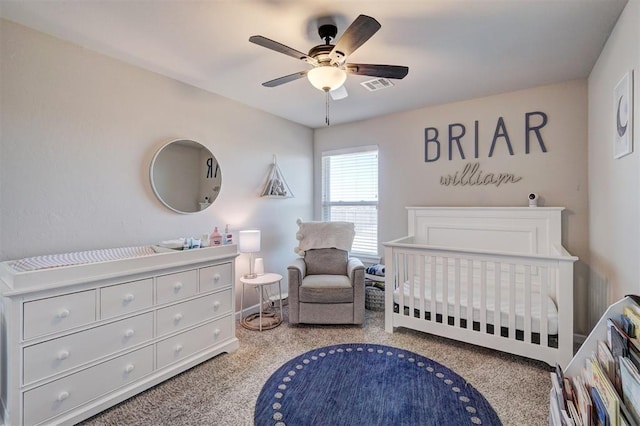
[552, 296, 640, 426]
[566, 400, 582, 426]
[630, 349, 640, 371]
[573, 375, 592, 426]
[552, 371, 567, 412]
[623, 305, 640, 339]
[599, 339, 617, 383]
[590, 386, 610, 426]
[620, 357, 640, 424]
[608, 318, 630, 394]
[586, 357, 620, 426]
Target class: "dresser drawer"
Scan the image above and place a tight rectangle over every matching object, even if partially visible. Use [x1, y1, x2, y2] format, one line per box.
[156, 290, 232, 336]
[23, 290, 96, 340]
[199, 263, 233, 292]
[156, 315, 233, 369]
[100, 278, 153, 319]
[23, 345, 154, 426]
[23, 312, 153, 385]
[156, 270, 197, 305]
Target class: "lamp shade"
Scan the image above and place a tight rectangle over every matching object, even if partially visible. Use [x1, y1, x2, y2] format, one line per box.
[307, 66, 347, 92]
[238, 230, 261, 253]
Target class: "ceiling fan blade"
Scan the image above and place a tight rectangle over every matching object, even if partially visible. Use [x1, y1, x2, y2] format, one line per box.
[329, 15, 381, 64]
[330, 85, 348, 100]
[262, 71, 309, 87]
[249, 35, 318, 66]
[345, 64, 409, 79]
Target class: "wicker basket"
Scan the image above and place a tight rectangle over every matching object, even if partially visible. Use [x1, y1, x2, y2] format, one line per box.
[365, 286, 385, 311]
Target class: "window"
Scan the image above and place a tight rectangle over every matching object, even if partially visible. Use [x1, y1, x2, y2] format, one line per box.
[321, 147, 378, 257]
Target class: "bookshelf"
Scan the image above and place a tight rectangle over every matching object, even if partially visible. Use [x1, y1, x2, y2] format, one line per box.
[549, 295, 640, 426]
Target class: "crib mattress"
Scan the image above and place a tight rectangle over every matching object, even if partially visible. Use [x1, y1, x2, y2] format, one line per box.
[393, 280, 559, 335]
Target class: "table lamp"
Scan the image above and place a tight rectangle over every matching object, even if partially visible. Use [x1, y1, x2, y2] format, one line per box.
[238, 229, 261, 279]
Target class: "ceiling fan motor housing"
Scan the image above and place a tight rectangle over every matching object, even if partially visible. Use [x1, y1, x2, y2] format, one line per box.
[308, 44, 335, 65]
[314, 24, 345, 65]
[318, 24, 337, 43]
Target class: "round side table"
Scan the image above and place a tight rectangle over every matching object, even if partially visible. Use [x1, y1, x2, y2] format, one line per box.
[239, 273, 283, 331]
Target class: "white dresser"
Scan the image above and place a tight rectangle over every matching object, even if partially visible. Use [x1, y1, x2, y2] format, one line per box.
[0, 245, 239, 425]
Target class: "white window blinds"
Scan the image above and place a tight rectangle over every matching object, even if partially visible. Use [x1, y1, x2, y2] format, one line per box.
[321, 148, 378, 257]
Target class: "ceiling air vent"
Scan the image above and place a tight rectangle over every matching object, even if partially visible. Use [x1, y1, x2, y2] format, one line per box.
[360, 78, 394, 92]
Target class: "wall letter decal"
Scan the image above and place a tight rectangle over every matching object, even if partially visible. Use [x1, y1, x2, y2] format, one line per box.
[474, 120, 479, 159]
[525, 111, 548, 153]
[448, 123, 466, 160]
[425, 127, 440, 162]
[206, 157, 214, 178]
[488, 117, 514, 157]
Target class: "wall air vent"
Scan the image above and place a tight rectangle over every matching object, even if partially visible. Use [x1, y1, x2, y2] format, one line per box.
[360, 78, 394, 92]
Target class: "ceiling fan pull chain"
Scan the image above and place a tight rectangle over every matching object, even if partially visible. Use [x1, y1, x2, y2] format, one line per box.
[325, 90, 330, 126]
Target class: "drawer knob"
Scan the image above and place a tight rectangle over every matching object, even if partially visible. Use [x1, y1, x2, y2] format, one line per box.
[124, 329, 135, 338]
[213, 301, 221, 310]
[123, 293, 135, 303]
[173, 282, 183, 291]
[174, 313, 183, 322]
[213, 273, 221, 282]
[175, 344, 183, 353]
[213, 328, 221, 337]
[56, 309, 70, 319]
[57, 350, 70, 360]
[124, 364, 135, 373]
[57, 391, 70, 402]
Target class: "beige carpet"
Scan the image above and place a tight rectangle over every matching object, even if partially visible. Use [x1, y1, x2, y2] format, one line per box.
[82, 307, 551, 425]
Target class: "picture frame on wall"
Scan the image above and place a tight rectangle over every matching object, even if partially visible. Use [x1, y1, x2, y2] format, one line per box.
[613, 70, 633, 159]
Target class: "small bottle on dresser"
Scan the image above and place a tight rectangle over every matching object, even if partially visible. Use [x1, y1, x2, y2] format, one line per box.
[211, 227, 222, 246]
[224, 224, 233, 245]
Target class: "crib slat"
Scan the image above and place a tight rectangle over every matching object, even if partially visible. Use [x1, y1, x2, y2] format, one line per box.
[524, 265, 532, 343]
[509, 264, 516, 339]
[398, 252, 405, 315]
[430, 256, 436, 322]
[419, 254, 426, 319]
[442, 256, 448, 323]
[480, 261, 487, 333]
[454, 257, 461, 327]
[408, 254, 415, 316]
[540, 265, 549, 347]
[467, 259, 473, 328]
[495, 262, 501, 336]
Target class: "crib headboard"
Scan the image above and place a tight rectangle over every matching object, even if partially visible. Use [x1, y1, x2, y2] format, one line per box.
[407, 207, 564, 256]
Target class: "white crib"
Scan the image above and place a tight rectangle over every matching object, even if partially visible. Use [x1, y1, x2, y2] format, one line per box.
[383, 207, 578, 367]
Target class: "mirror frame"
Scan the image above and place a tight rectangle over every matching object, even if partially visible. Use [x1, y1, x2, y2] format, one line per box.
[149, 139, 221, 214]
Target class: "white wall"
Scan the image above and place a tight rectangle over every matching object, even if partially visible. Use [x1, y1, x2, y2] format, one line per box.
[587, 0, 640, 326]
[315, 80, 590, 333]
[0, 19, 313, 309]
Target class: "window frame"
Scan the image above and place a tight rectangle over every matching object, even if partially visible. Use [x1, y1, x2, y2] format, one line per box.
[320, 145, 379, 260]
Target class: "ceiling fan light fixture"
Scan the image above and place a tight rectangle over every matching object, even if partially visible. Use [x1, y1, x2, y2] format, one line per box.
[307, 66, 347, 92]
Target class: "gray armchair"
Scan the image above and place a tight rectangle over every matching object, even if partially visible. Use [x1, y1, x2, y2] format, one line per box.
[288, 248, 365, 325]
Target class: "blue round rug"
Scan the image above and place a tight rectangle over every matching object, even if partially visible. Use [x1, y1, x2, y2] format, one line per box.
[255, 343, 502, 426]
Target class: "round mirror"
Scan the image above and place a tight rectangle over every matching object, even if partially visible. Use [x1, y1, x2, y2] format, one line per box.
[150, 139, 221, 214]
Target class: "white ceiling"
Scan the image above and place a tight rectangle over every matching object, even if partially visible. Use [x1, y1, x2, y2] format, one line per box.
[0, 0, 627, 129]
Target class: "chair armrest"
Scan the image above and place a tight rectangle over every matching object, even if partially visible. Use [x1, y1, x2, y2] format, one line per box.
[287, 257, 306, 293]
[347, 257, 365, 285]
[287, 258, 306, 325]
[288, 257, 306, 278]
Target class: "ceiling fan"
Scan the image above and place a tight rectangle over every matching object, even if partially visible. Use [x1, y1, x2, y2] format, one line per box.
[249, 14, 409, 124]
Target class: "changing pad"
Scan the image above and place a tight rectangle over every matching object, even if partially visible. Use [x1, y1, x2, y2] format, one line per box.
[9, 246, 158, 272]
